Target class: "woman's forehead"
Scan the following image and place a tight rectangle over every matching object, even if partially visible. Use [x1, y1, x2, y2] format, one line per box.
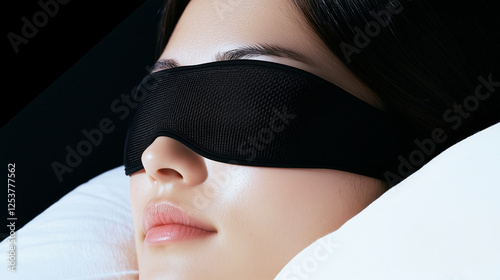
[161, 0, 321, 66]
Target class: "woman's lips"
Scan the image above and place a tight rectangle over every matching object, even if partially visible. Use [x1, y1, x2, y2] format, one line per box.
[143, 201, 216, 245]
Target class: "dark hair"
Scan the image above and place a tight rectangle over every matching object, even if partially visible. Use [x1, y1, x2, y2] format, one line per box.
[156, 0, 190, 58]
[156, 0, 500, 177]
[290, 0, 500, 140]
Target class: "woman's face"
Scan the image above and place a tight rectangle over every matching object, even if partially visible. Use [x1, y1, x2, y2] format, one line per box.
[130, 0, 385, 279]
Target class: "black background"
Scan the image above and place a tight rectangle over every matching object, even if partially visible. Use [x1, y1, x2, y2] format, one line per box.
[1, 0, 165, 235]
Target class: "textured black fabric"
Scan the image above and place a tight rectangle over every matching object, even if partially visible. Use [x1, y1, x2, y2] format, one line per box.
[124, 60, 405, 179]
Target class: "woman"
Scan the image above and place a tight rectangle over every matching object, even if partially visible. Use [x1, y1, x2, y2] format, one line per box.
[126, 0, 500, 279]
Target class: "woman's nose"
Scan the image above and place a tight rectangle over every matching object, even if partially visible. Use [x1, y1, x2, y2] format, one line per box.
[141, 136, 208, 186]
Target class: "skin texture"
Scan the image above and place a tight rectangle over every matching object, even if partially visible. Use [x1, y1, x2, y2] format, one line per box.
[130, 0, 386, 279]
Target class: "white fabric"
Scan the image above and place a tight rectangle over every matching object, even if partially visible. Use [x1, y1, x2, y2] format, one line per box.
[1, 122, 499, 280]
[0, 166, 138, 280]
[275, 122, 500, 280]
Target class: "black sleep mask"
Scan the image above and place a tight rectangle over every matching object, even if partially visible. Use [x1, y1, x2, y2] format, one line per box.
[124, 60, 407, 180]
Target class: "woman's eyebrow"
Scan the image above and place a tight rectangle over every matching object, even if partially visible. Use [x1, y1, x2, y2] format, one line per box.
[151, 44, 310, 72]
[150, 58, 180, 72]
[215, 44, 310, 64]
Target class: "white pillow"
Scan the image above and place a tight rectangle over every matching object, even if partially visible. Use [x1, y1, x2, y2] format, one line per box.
[275, 122, 500, 280]
[0, 166, 138, 280]
[1, 122, 499, 280]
